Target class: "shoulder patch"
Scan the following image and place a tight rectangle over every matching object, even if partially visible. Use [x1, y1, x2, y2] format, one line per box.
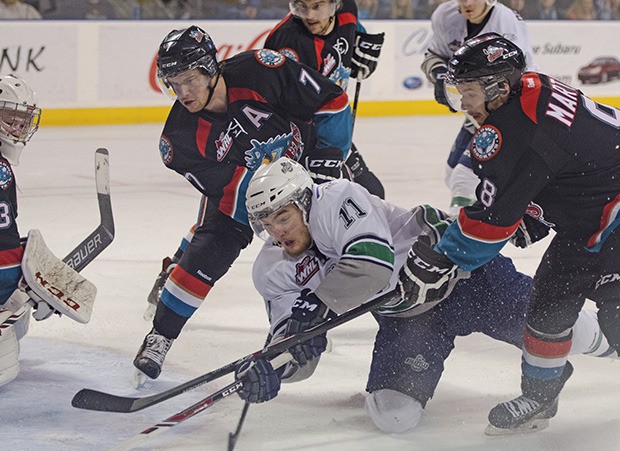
[0, 161, 13, 190]
[159, 135, 174, 165]
[472, 125, 502, 161]
[278, 48, 299, 62]
[254, 49, 285, 68]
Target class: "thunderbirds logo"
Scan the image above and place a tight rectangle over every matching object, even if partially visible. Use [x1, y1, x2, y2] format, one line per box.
[295, 255, 320, 286]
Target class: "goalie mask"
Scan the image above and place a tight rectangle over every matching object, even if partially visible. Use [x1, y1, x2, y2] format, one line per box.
[246, 157, 313, 240]
[0, 74, 41, 166]
[443, 33, 526, 123]
[156, 26, 219, 100]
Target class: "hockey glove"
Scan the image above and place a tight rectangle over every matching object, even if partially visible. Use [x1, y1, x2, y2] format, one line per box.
[431, 65, 456, 113]
[303, 146, 346, 184]
[398, 235, 465, 306]
[235, 358, 282, 403]
[284, 289, 333, 366]
[351, 31, 385, 80]
[510, 214, 551, 249]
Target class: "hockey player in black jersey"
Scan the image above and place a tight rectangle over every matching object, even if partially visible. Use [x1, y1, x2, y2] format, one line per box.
[398, 33, 619, 435]
[133, 25, 354, 386]
[265, 0, 386, 198]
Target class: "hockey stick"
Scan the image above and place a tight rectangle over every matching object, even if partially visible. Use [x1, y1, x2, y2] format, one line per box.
[350, 79, 362, 136]
[71, 288, 400, 413]
[227, 401, 250, 451]
[109, 353, 293, 451]
[0, 148, 114, 328]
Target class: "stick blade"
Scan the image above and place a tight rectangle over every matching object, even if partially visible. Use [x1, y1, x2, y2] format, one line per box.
[71, 388, 139, 413]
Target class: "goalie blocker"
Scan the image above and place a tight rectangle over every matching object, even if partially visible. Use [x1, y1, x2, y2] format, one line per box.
[21, 229, 97, 324]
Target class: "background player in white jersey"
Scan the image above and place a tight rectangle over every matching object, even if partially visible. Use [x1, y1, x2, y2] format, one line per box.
[421, 0, 535, 213]
[232, 158, 614, 433]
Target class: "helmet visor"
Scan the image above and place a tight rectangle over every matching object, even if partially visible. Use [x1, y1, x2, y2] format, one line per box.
[0, 101, 41, 143]
[289, 0, 337, 19]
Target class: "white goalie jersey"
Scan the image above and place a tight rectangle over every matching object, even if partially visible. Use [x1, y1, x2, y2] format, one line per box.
[252, 180, 455, 339]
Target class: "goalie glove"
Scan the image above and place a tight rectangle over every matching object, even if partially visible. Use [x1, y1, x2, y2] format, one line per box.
[351, 31, 385, 80]
[510, 214, 551, 249]
[397, 235, 467, 306]
[430, 65, 456, 113]
[284, 289, 334, 366]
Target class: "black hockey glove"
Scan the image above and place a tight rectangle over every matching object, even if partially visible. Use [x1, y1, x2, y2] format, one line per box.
[431, 65, 456, 113]
[284, 289, 333, 366]
[303, 146, 346, 184]
[351, 31, 385, 80]
[398, 235, 466, 306]
[235, 358, 282, 403]
[510, 214, 551, 249]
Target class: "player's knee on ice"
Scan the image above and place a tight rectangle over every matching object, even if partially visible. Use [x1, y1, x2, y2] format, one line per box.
[365, 388, 423, 434]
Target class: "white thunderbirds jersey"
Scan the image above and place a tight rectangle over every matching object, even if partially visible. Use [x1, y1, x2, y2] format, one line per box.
[428, 0, 536, 70]
[252, 180, 453, 339]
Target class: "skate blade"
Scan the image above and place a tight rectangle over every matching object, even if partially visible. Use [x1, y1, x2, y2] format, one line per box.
[484, 418, 550, 436]
[131, 367, 149, 389]
[143, 303, 156, 322]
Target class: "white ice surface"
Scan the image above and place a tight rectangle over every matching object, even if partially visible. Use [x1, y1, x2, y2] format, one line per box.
[2, 116, 618, 450]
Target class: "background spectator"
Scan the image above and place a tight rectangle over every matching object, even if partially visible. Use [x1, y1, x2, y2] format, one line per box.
[594, 0, 612, 18]
[357, 0, 379, 18]
[0, 0, 42, 18]
[529, 0, 563, 19]
[390, 0, 414, 18]
[566, 0, 596, 18]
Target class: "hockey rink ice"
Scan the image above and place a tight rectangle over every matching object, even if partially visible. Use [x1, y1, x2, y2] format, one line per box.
[2, 115, 618, 450]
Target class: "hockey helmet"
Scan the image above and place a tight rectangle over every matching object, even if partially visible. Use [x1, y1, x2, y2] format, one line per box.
[246, 157, 313, 240]
[289, 0, 341, 22]
[0, 74, 41, 166]
[156, 26, 218, 97]
[444, 32, 526, 112]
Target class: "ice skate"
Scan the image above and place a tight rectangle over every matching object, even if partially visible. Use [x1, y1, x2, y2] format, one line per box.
[133, 328, 174, 383]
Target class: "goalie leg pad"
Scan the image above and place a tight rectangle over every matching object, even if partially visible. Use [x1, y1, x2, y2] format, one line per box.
[365, 389, 423, 434]
[0, 325, 19, 387]
[21, 230, 97, 324]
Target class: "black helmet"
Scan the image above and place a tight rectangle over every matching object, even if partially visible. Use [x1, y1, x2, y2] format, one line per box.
[156, 26, 218, 81]
[447, 32, 526, 96]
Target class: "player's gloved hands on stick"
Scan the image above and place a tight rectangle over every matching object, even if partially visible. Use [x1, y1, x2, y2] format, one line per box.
[398, 235, 464, 305]
[303, 146, 345, 184]
[510, 214, 550, 249]
[284, 289, 332, 366]
[235, 358, 282, 403]
[431, 65, 456, 113]
[351, 31, 385, 80]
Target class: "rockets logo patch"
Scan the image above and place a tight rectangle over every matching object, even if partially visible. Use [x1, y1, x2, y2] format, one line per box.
[278, 48, 299, 62]
[254, 49, 285, 68]
[159, 135, 174, 165]
[472, 125, 502, 161]
[0, 161, 13, 190]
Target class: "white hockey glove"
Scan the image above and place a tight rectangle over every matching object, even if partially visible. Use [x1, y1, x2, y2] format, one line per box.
[351, 31, 385, 80]
[430, 65, 456, 112]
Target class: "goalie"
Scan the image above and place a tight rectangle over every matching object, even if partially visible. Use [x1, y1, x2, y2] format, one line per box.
[0, 75, 97, 387]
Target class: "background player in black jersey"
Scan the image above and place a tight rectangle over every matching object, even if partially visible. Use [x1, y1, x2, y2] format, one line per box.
[265, 0, 386, 198]
[398, 33, 619, 435]
[134, 25, 355, 386]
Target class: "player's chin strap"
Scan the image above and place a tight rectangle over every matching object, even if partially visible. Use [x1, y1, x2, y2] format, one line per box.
[204, 71, 221, 110]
